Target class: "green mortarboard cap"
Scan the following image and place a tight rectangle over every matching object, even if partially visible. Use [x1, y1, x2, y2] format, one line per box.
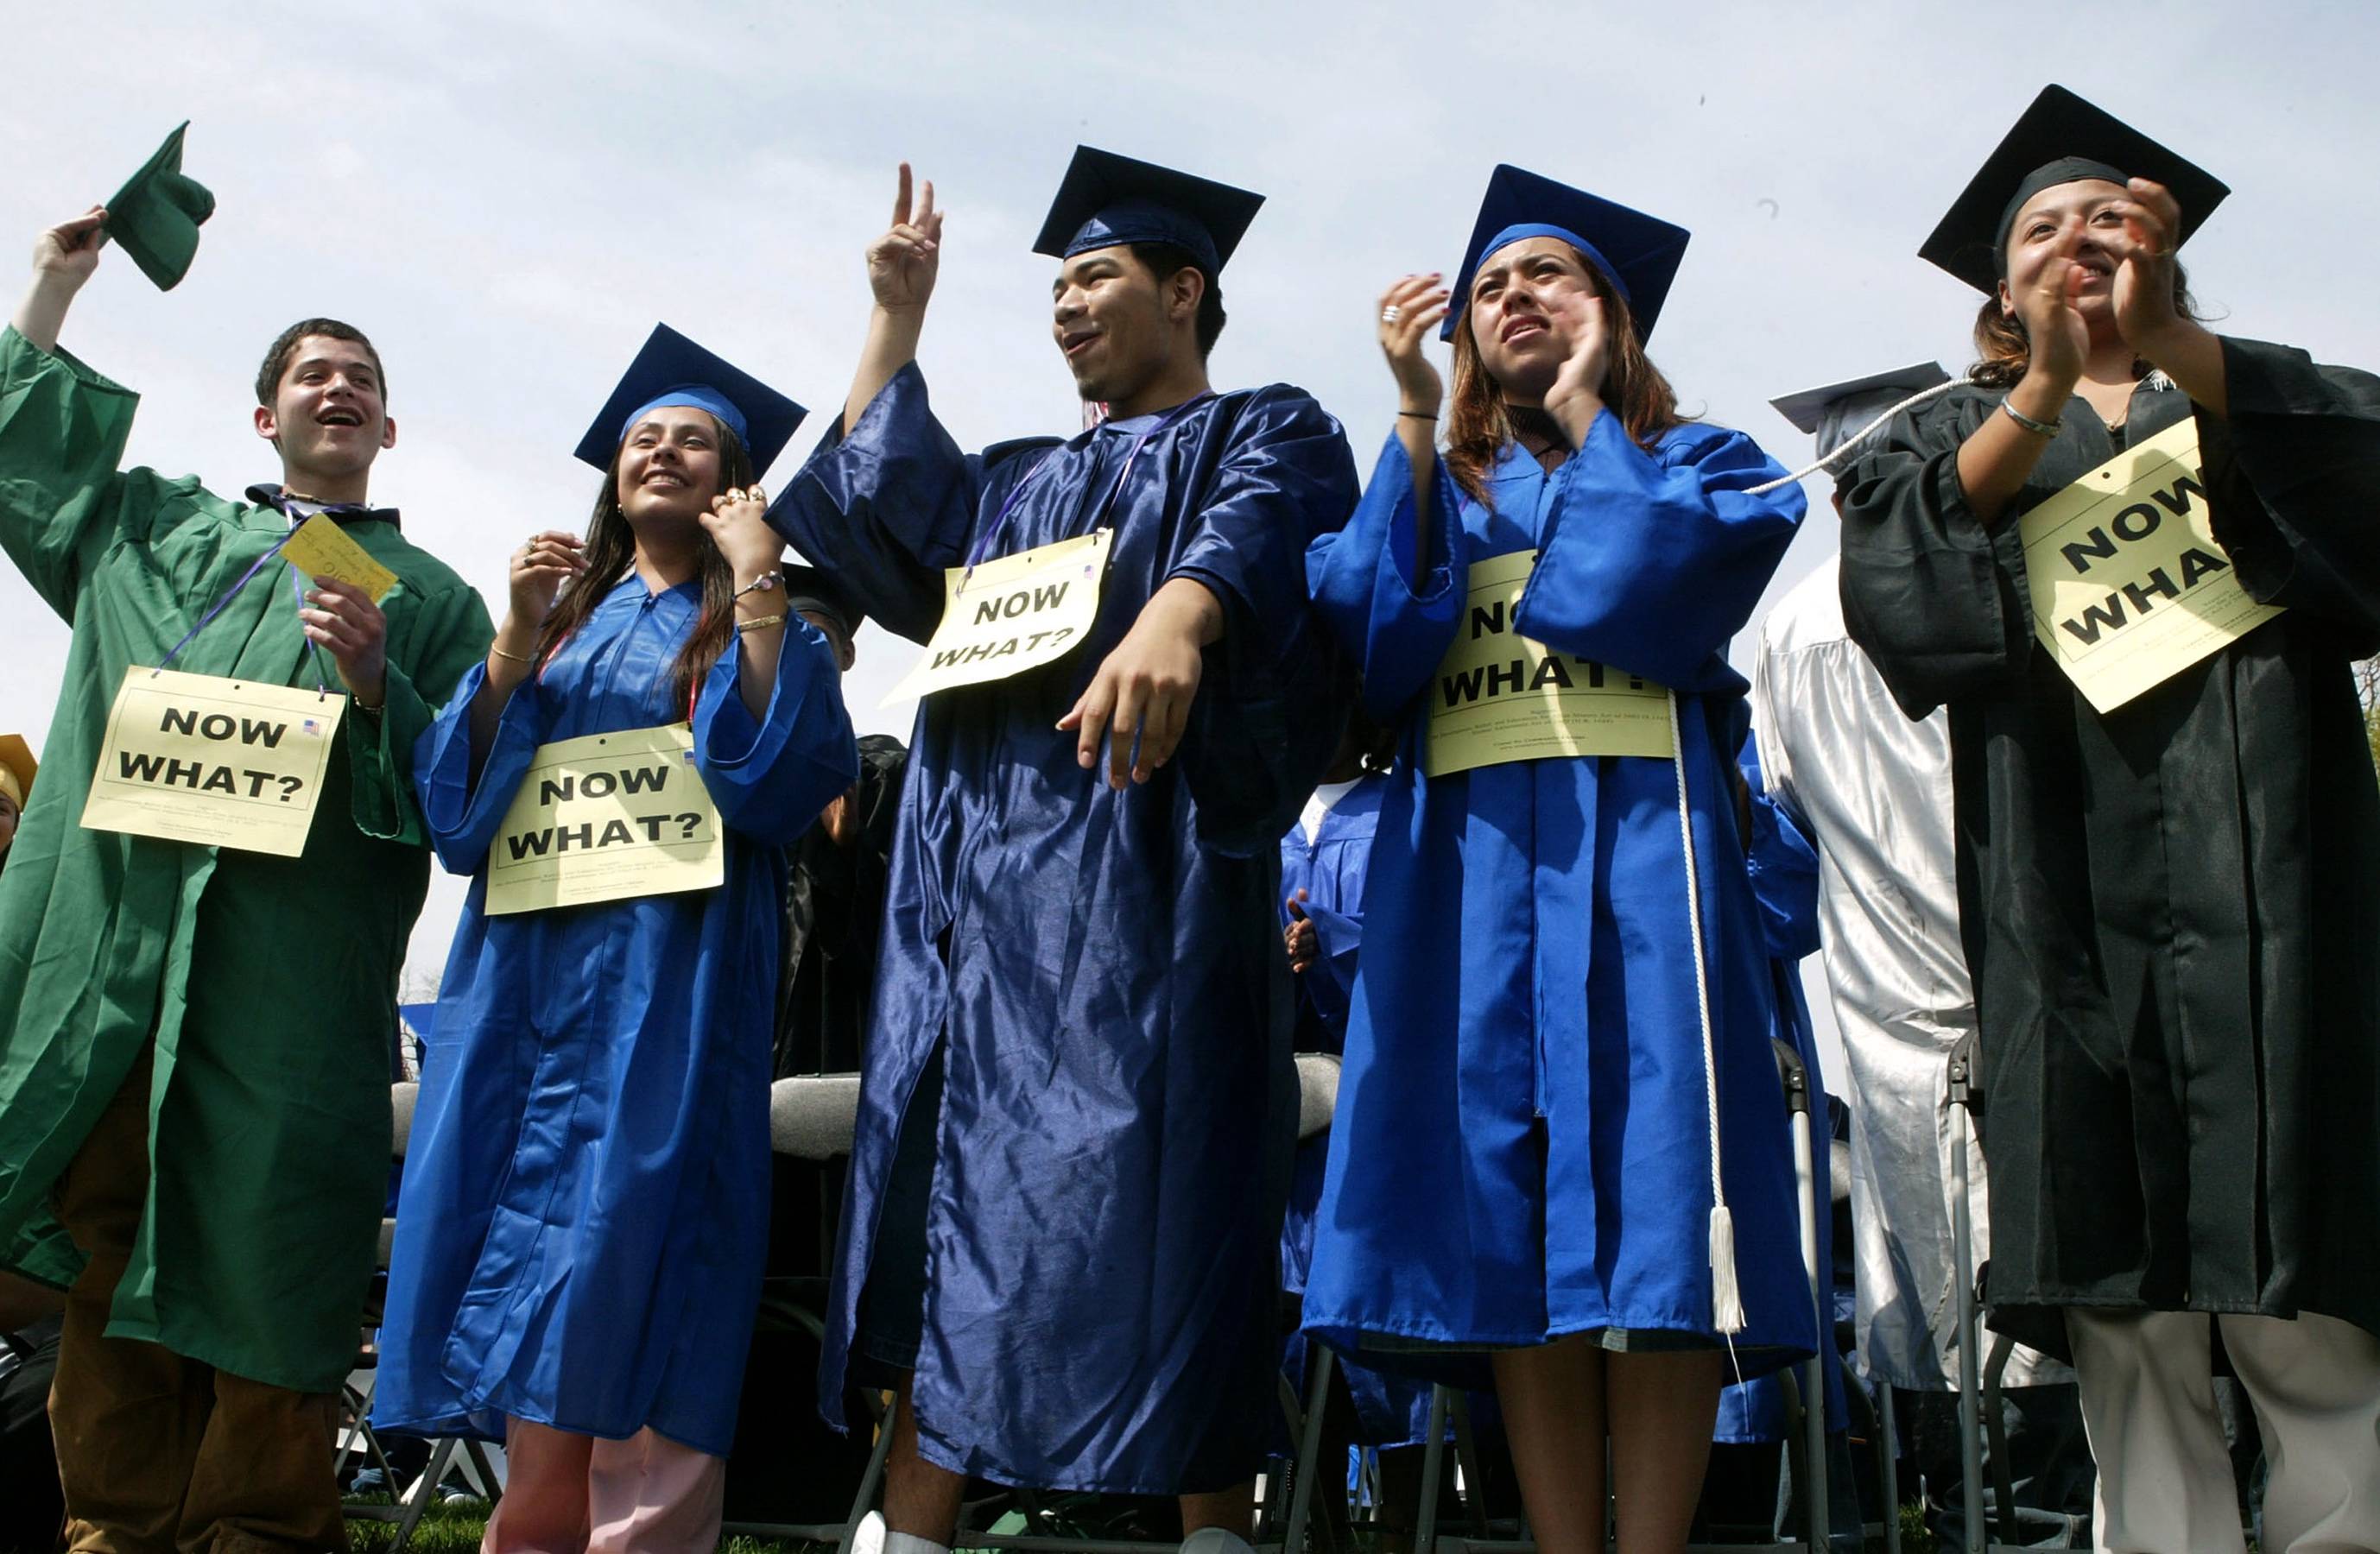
[103, 122, 216, 292]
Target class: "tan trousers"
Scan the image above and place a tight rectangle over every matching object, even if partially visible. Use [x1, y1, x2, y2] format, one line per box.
[2067, 1307, 2380, 1554]
[47, 1047, 346, 1554]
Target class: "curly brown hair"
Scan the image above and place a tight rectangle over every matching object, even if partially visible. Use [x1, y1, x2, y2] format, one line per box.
[1442, 250, 1684, 508]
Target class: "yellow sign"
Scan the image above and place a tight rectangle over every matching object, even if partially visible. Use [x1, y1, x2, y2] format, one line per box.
[2019, 420, 2282, 713]
[884, 530, 1110, 706]
[1425, 551, 1674, 778]
[280, 513, 398, 604]
[79, 668, 345, 857]
[484, 723, 724, 916]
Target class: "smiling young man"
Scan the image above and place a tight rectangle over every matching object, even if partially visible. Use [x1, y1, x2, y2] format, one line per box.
[0, 206, 491, 1551]
[775, 148, 1358, 1554]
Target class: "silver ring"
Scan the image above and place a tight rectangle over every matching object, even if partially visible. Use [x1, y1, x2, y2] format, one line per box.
[1382, 305, 1402, 323]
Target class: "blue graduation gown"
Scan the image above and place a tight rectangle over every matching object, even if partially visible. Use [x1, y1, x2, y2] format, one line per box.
[774, 365, 1359, 1492]
[1280, 776, 1439, 1449]
[374, 578, 857, 1455]
[1301, 420, 1815, 1374]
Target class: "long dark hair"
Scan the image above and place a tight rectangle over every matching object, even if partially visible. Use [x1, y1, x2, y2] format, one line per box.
[1444, 250, 1684, 509]
[535, 414, 754, 716]
[1970, 261, 2202, 388]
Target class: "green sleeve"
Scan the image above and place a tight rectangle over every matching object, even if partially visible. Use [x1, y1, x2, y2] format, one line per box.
[0, 324, 142, 616]
[347, 582, 495, 844]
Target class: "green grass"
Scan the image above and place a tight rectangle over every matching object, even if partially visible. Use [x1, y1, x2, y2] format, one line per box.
[342, 1498, 817, 1553]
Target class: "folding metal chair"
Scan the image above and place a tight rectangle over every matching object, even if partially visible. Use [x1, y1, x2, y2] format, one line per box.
[1943, 1033, 2077, 1554]
[342, 1081, 505, 1552]
[722, 1072, 897, 1554]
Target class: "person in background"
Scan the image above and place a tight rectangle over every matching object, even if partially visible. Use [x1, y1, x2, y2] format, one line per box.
[0, 736, 32, 874]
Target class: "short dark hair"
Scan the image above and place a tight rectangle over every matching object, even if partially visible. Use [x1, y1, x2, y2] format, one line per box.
[255, 319, 388, 407]
[1127, 243, 1225, 359]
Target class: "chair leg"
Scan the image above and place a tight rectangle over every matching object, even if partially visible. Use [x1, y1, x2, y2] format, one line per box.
[1982, 1334, 2019, 1549]
[1876, 1382, 1902, 1554]
[1446, 1390, 1489, 1540]
[837, 1391, 900, 1554]
[1413, 1385, 1450, 1554]
[1283, 1344, 1337, 1554]
[390, 1437, 457, 1553]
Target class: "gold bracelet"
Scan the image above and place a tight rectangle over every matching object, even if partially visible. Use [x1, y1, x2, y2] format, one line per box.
[736, 613, 786, 635]
[489, 643, 535, 665]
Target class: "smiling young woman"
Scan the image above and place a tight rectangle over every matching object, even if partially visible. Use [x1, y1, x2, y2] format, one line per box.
[1837, 85, 2380, 1554]
[371, 325, 856, 1549]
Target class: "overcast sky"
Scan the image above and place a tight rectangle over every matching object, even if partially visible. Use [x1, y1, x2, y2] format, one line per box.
[5, 1, 2377, 1023]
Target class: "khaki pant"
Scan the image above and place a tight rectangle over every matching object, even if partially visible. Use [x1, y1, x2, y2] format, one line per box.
[2067, 1307, 2380, 1554]
[48, 1047, 346, 1554]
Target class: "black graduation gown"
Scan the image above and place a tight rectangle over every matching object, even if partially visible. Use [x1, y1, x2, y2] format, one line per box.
[1838, 336, 2380, 1358]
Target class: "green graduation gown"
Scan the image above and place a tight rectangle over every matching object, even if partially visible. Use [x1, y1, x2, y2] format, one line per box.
[0, 324, 491, 1392]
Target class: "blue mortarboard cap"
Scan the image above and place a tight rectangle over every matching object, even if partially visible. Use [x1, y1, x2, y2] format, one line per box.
[573, 323, 807, 473]
[1032, 146, 1264, 276]
[1444, 165, 1691, 344]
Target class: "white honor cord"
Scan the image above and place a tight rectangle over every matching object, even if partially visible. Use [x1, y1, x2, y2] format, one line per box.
[1669, 689, 1747, 1344]
[1744, 378, 1970, 496]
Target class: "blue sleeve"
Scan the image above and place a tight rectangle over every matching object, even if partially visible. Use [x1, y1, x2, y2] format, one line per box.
[1305, 432, 1467, 721]
[768, 362, 984, 646]
[1299, 900, 1364, 1033]
[1166, 387, 1364, 856]
[692, 619, 861, 847]
[1516, 416, 1805, 692]
[1741, 732, 1821, 963]
[413, 662, 551, 875]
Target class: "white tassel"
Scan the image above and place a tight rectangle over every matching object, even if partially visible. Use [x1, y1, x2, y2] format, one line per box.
[1672, 690, 1749, 1340]
[1709, 1203, 1747, 1336]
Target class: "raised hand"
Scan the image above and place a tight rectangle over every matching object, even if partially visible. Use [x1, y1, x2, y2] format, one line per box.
[301, 582, 391, 709]
[2105, 178, 2186, 353]
[866, 163, 942, 315]
[1542, 288, 1613, 448]
[2011, 242, 2092, 397]
[508, 530, 586, 635]
[33, 207, 107, 286]
[700, 484, 786, 586]
[14, 207, 111, 351]
[1377, 274, 1450, 415]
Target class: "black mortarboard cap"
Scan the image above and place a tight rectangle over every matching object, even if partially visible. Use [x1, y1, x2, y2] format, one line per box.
[1444, 164, 1691, 343]
[1920, 85, 2229, 295]
[782, 564, 862, 639]
[1032, 146, 1263, 276]
[102, 123, 215, 292]
[574, 323, 806, 474]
